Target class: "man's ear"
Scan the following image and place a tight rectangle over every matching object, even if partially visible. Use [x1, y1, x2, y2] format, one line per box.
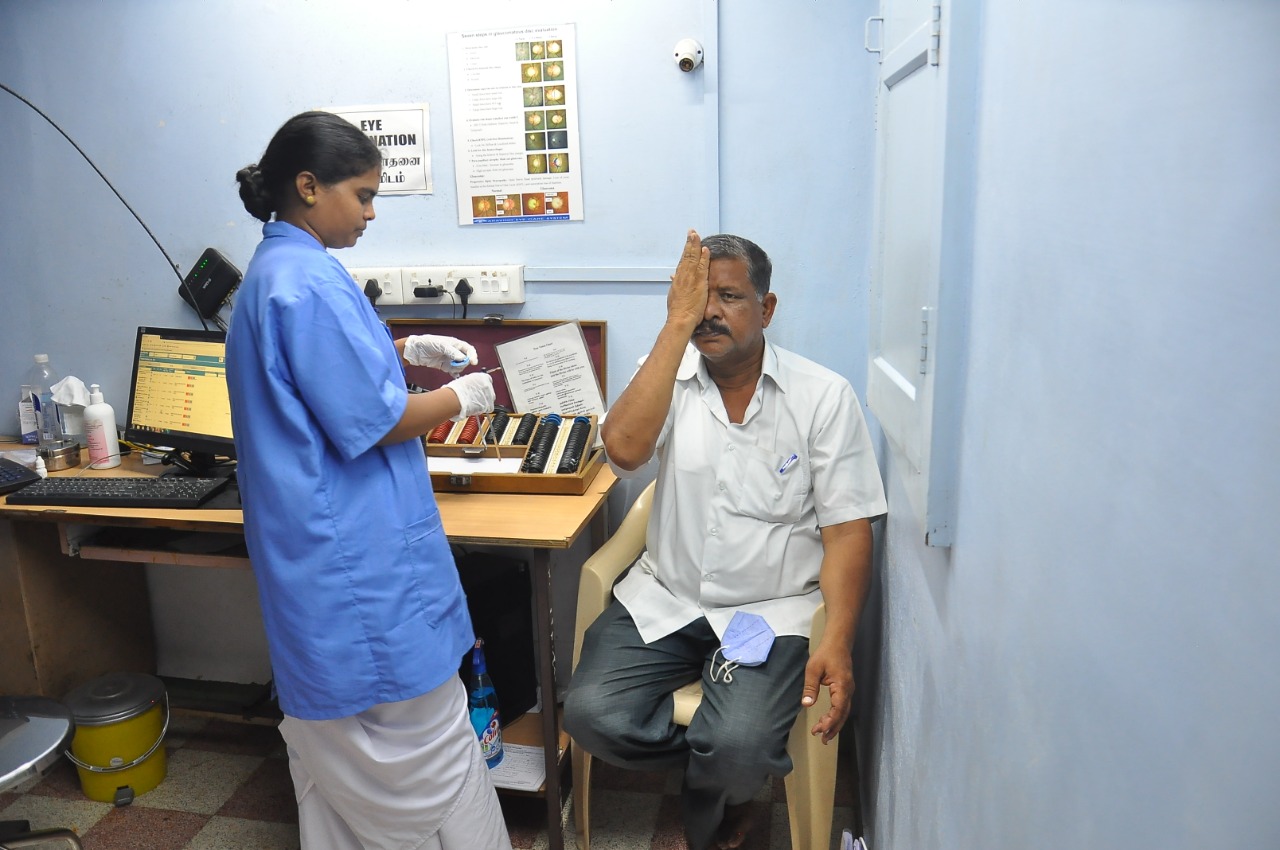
[761, 292, 778, 328]
[294, 171, 319, 203]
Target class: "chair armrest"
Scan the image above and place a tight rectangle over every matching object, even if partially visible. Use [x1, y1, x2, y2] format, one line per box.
[572, 480, 656, 669]
[809, 600, 826, 648]
[789, 601, 828, 739]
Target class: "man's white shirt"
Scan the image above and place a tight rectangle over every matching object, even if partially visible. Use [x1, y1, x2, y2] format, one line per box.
[609, 341, 887, 643]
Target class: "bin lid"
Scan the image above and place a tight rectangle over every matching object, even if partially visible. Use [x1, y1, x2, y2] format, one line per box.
[63, 673, 165, 726]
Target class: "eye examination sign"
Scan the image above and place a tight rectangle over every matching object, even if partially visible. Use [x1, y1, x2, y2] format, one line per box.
[447, 24, 584, 225]
[328, 103, 433, 195]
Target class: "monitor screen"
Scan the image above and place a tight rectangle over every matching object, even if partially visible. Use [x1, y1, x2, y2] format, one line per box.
[123, 326, 235, 464]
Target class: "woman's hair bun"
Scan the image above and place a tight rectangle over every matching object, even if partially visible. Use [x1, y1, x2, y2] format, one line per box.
[236, 163, 274, 223]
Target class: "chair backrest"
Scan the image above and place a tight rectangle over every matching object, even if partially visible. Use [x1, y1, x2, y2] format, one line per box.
[572, 480, 656, 670]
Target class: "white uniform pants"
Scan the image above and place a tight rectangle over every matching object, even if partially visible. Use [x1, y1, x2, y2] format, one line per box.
[279, 677, 512, 850]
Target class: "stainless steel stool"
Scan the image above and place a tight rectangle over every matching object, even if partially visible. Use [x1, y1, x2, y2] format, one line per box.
[0, 696, 83, 850]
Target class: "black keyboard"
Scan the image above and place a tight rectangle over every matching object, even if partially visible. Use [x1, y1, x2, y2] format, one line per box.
[5, 475, 231, 509]
[0, 456, 43, 496]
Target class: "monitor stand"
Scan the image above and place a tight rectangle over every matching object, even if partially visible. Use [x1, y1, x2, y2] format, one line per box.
[157, 451, 237, 481]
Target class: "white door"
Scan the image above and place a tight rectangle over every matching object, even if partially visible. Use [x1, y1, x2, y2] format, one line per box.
[866, 0, 950, 535]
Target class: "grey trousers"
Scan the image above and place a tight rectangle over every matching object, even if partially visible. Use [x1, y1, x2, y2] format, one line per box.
[564, 600, 808, 850]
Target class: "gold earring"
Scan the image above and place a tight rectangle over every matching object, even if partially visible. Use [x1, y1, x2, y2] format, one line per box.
[305, 195, 316, 205]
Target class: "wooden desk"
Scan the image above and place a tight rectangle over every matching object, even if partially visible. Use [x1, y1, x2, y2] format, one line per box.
[0, 447, 616, 850]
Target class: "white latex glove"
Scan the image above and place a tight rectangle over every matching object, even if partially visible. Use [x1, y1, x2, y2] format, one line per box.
[403, 334, 478, 375]
[446, 372, 496, 421]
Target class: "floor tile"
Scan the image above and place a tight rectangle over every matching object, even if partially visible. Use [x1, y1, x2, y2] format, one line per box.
[768, 801, 791, 850]
[499, 794, 552, 849]
[82, 805, 209, 849]
[724, 799, 772, 850]
[581, 788, 666, 849]
[769, 800, 858, 850]
[0, 793, 113, 837]
[133, 749, 264, 815]
[6, 773, 42, 795]
[3, 709, 861, 849]
[215, 757, 297, 824]
[186, 815, 301, 850]
[23, 759, 83, 800]
[647, 793, 688, 850]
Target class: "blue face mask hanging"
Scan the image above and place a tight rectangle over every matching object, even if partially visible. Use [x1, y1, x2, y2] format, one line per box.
[710, 611, 776, 683]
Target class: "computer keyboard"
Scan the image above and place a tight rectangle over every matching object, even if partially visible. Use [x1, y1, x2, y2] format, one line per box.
[5, 474, 231, 509]
[0, 456, 43, 496]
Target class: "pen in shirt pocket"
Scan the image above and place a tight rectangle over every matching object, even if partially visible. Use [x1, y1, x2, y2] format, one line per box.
[778, 453, 799, 474]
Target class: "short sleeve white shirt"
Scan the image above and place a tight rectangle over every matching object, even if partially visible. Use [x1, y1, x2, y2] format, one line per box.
[610, 341, 887, 643]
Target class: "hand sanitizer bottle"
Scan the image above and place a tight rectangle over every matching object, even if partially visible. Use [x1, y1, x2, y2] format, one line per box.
[83, 384, 121, 469]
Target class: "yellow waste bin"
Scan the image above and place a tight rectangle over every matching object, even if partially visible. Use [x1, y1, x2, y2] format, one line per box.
[62, 672, 169, 806]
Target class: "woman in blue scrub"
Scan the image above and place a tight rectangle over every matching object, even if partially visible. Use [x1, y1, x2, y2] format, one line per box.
[226, 111, 511, 850]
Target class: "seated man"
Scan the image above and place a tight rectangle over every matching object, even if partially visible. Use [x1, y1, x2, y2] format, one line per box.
[564, 230, 887, 850]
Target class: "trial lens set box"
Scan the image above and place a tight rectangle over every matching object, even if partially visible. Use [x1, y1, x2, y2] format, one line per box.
[424, 412, 603, 495]
[391, 319, 608, 496]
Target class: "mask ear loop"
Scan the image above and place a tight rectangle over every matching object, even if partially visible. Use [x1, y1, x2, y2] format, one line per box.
[709, 647, 738, 684]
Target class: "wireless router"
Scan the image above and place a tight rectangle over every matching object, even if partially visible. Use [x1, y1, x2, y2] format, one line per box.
[179, 248, 242, 319]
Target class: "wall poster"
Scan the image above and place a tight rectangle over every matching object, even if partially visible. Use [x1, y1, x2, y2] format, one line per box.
[447, 24, 583, 225]
[328, 103, 433, 195]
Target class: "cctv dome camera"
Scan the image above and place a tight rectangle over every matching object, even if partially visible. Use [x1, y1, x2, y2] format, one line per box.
[674, 38, 704, 72]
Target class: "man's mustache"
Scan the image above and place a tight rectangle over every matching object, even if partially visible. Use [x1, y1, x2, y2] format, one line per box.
[695, 321, 730, 336]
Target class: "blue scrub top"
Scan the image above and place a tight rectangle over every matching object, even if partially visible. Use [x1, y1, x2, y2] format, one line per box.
[226, 221, 473, 720]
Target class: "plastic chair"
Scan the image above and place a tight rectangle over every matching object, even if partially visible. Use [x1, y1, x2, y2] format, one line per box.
[569, 481, 839, 850]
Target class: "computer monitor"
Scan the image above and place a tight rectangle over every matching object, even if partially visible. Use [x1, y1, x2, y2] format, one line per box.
[123, 326, 235, 476]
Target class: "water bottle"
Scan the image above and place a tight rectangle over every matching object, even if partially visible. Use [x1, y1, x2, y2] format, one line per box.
[27, 354, 65, 448]
[18, 384, 38, 445]
[468, 638, 504, 768]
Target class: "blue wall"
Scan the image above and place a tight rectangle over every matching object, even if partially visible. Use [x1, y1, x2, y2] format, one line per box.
[867, 2, 1280, 848]
[0, 0, 878, 446]
[0, 0, 883, 773]
[8, 2, 1275, 848]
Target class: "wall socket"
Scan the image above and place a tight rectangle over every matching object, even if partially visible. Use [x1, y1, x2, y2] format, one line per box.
[346, 264, 525, 306]
[402, 265, 525, 305]
[347, 267, 404, 305]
